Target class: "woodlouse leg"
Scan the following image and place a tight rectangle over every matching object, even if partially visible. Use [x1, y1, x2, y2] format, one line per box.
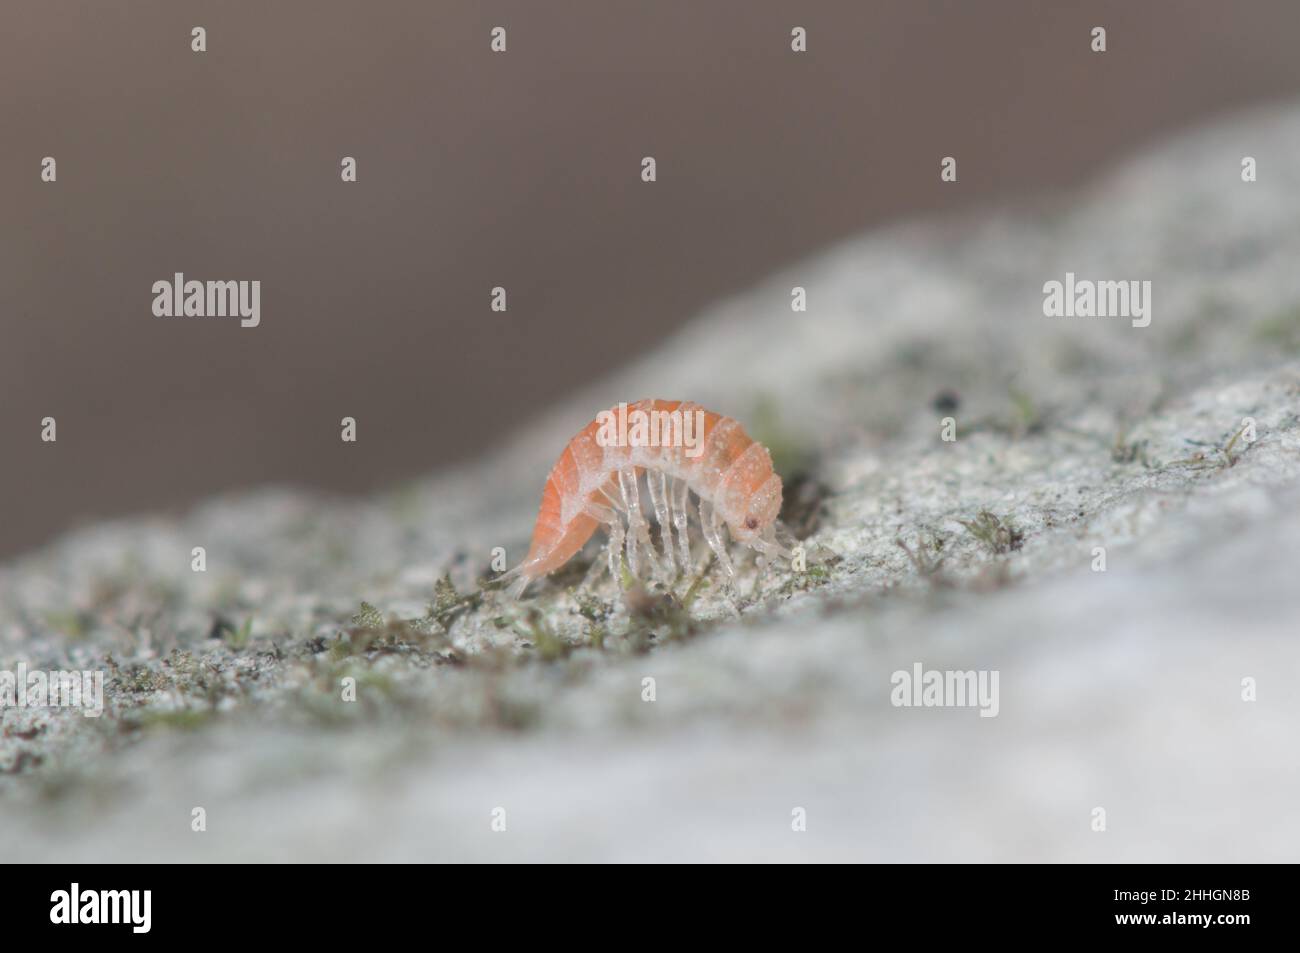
[745, 528, 780, 593]
[671, 477, 692, 571]
[710, 505, 737, 579]
[584, 502, 621, 584]
[646, 470, 676, 576]
[751, 524, 792, 562]
[580, 551, 607, 589]
[616, 468, 642, 572]
[698, 499, 735, 580]
[497, 565, 530, 600]
[599, 484, 625, 513]
[618, 468, 663, 581]
[606, 511, 627, 580]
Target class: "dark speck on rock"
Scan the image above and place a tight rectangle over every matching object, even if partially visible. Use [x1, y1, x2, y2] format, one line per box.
[931, 390, 961, 414]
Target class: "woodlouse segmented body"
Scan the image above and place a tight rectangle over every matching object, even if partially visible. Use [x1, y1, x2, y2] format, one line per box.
[501, 399, 790, 597]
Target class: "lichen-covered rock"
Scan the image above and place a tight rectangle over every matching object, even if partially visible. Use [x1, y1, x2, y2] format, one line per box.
[3, 102, 1299, 861]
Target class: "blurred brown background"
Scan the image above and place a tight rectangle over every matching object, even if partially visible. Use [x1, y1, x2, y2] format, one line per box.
[4, 0, 1300, 561]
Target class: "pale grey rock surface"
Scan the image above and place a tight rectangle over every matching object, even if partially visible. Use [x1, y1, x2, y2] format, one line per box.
[2, 102, 1299, 861]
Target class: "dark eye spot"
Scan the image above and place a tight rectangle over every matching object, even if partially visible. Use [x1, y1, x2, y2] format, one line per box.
[745, 517, 758, 530]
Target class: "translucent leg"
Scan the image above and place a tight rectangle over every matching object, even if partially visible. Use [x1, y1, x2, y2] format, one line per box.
[699, 499, 735, 580]
[750, 524, 793, 561]
[497, 563, 530, 600]
[672, 478, 692, 570]
[580, 552, 607, 589]
[617, 470, 642, 577]
[711, 506, 736, 580]
[607, 513, 626, 580]
[584, 502, 621, 585]
[599, 484, 625, 513]
[772, 522, 797, 559]
[618, 469, 662, 580]
[646, 470, 675, 576]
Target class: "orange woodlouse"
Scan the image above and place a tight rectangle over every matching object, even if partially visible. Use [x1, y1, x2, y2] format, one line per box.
[500, 399, 793, 598]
